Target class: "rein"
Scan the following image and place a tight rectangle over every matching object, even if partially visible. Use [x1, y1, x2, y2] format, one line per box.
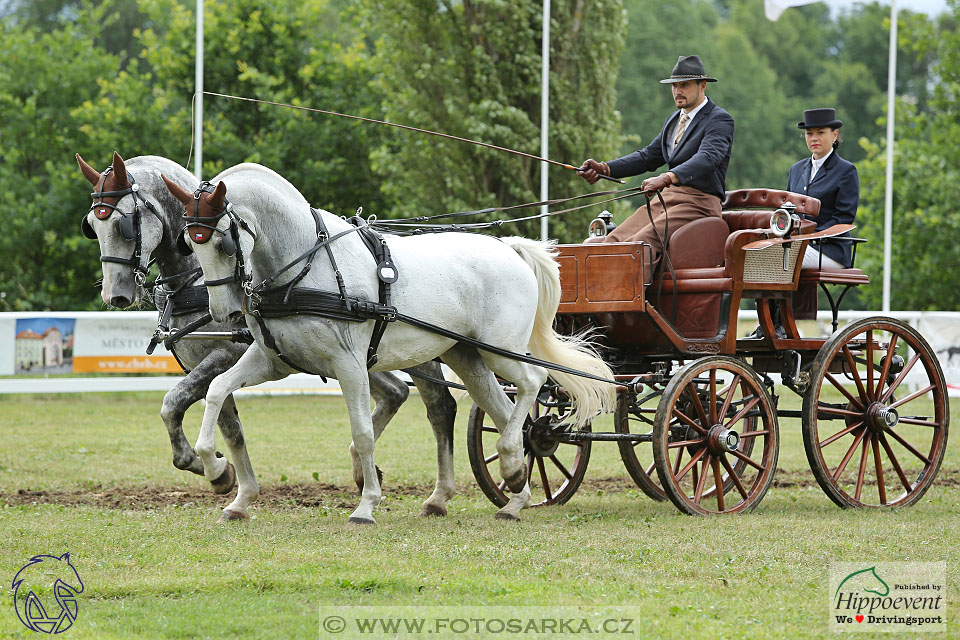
[195, 91, 624, 185]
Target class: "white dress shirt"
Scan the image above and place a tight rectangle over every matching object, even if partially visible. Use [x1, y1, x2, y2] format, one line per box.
[809, 148, 833, 183]
[670, 97, 710, 151]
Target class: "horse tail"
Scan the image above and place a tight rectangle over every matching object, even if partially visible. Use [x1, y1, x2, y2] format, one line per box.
[502, 237, 615, 429]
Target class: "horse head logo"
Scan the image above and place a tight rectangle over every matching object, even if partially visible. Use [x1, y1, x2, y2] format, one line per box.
[12, 553, 84, 634]
[835, 566, 890, 599]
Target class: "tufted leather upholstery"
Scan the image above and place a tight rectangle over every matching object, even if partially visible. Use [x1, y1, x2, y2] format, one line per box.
[722, 188, 820, 217]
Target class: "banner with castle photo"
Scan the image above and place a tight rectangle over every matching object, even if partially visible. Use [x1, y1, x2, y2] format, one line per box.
[3, 313, 180, 375]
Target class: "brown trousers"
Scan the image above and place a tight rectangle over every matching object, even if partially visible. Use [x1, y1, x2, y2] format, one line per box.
[603, 186, 722, 268]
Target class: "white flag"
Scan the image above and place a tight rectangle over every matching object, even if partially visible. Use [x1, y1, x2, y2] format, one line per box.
[764, 0, 822, 21]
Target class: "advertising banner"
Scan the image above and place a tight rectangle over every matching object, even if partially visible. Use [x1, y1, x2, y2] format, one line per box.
[3, 312, 179, 376]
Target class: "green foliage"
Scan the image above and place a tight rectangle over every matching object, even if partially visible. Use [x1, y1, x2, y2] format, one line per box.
[92, 0, 389, 213]
[0, 0, 954, 309]
[365, 0, 626, 242]
[0, 11, 121, 310]
[855, 5, 960, 310]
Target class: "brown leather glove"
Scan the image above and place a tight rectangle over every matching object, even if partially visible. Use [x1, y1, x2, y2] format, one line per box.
[578, 159, 610, 185]
[640, 172, 674, 193]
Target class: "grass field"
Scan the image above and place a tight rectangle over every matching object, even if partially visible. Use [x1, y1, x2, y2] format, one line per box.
[1, 389, 957, 639]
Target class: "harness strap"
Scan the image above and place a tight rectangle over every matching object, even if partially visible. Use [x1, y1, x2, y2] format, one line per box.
[250, 312, 327, 380]
[161, 313, 214, 352]
[349, 216, 398, 369]
[402, 365, 468, 391]
[392, 311, 621, 386]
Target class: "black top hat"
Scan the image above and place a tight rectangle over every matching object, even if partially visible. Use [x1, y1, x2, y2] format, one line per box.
[660, 55, 718, 84]
[797, 108, 843, 129]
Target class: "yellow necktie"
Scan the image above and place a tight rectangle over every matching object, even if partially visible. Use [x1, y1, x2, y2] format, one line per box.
[673, 114, 690, 149]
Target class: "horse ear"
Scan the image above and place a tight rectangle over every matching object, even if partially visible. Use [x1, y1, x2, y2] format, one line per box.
[112, 151, 130, 187]
[209, 181, 227, 212]
[76, 154, 101, 187]
[161, 175, 192, 207]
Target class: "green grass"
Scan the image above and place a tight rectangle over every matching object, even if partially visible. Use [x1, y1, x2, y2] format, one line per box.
[1, 391, 957, 639]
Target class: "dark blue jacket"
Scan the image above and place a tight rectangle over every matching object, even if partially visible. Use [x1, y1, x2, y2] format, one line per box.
[606, 98, 734, 200]
[786, 151, 859, 268]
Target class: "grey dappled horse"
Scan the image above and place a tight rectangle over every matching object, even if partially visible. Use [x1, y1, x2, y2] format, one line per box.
[162, 163, 615, 523]
[78, 153, 457, 515]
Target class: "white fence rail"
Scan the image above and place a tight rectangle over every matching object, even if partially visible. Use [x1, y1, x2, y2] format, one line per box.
[2, 310, 958, 395]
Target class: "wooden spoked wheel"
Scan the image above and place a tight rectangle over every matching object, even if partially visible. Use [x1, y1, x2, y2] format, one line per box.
[615, 388, 666, 501]
[802, 318, 949, 508]
[653, 357, 779, 515]
[466, 393, 591, 508]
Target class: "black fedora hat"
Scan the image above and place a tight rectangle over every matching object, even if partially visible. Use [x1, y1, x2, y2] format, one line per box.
[797, 108, 843, 129]
[660, 55, 718, 84]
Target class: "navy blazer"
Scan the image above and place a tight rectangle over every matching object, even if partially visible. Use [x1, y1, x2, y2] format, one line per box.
[786, 151, 859, 267]
[606, 98, 734, 200]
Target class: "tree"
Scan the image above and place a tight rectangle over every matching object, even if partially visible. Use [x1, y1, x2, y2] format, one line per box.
[0, 10, 122, 310]
[364, 0, 627, 242]
[854, 5, 960, 310]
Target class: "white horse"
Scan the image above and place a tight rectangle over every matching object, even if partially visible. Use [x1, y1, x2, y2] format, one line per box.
[162, 163, 615, 523]
[77, 153, 457, 518]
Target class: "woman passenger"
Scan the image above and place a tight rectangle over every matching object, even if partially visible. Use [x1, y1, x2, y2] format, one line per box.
[787, 108, 859, 269]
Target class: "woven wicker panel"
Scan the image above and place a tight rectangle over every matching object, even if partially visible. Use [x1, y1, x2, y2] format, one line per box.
[743, 243, 802, 284]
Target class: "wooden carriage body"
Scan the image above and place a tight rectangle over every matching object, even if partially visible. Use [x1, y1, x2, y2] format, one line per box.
[470, 188, 946, 517]
[555, 188, 868, 364]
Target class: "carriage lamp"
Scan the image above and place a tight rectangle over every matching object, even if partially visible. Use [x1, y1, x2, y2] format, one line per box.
[769, 201, 799, 238]
[588, 210, 616, 237]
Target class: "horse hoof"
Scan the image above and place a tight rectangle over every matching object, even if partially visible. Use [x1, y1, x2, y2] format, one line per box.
[494, 510, 521, 522]
[210, 462, 236, 495]
[217, 509, 249, 523]
[348, 516, 376, 526]
[419, 503, 448, 518]
[354, 465, 384, 493]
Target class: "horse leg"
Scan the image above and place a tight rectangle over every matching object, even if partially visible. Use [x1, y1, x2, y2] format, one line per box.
[350, 371, 408, 491]
[160, 357, 228, 476]
[215, 394, 260, 522]
[408, 361, 458, 517]
[441, 346, 535, 520]
[477, 353, 548, 521]
[194, 345, 282, 521]
[337, 365, 381, 525]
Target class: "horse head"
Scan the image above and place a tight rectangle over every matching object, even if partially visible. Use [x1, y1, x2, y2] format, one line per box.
[77, 151, 166, 307]
[162, 176, 253, 324]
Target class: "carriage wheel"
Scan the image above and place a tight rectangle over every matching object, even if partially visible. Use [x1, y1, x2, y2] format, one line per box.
[615, 389, 666, 501]
[802, 317, 949, 508]
[653, 356, 779, 515]
[466, 393, 591, 508]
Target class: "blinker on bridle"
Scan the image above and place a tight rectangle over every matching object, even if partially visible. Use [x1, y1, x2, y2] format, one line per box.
[181, 182, 252, 290]
[81, 166, 162, 286]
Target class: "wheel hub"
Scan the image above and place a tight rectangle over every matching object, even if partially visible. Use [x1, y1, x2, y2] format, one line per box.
[866, 403, 899, 433]
[707, 425, 740, 455]
[525, 415, 561, 457]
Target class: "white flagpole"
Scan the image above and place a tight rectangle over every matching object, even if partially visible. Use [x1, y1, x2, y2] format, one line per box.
[194, 0, 204, 180]
[540, 0, 550, 241]
[882, 0, 898, 312]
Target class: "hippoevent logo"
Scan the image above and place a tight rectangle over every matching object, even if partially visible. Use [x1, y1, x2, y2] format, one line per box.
[830, 562, 945, 632]
[12, 553, 84, 634]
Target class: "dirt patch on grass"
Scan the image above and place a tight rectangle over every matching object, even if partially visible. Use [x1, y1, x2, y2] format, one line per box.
[3, 470, 958, 510]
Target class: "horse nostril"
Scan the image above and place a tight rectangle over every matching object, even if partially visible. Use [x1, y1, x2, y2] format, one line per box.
[110, 295, 132, 308]
[228, 311, 243, 324]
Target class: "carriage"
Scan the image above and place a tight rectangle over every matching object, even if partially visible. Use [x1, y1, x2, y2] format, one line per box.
[79, 152, 948, 522]
[466, 188, 949, 515]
